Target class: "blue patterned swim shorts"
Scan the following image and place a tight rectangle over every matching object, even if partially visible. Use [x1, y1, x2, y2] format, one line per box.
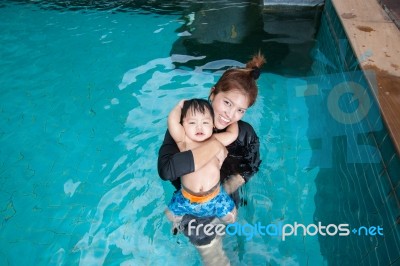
[168, 186, 235, 218]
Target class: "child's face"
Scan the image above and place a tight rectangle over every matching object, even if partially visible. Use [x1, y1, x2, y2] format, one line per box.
[182, 108, 214, 142]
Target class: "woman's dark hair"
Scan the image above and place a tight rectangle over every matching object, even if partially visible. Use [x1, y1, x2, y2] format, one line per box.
[180, 99, 214, 123]
[210, 52, 266, 107]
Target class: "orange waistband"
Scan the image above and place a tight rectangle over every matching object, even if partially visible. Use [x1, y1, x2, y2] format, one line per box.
[182, 185, 220, 204]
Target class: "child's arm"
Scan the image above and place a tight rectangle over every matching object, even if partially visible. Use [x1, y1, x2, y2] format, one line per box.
[214, 122, 238, 146]
[167, 100, 186, 151]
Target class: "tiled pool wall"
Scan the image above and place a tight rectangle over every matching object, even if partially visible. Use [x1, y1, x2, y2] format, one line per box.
[311, 0, 400, 264]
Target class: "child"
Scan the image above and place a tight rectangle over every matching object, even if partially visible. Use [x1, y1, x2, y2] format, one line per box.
[165, 99, 238, 227]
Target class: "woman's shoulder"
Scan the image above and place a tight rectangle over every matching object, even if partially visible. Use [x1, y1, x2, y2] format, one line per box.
[237, 120, 259, 143]
[238, 120, 256, 134]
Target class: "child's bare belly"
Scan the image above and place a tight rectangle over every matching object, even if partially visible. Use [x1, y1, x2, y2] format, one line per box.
[181, 161, 220, 194]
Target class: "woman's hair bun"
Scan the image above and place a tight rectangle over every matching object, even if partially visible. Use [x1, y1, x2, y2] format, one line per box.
[246, 52, 266, 80]
[251, 67, 261, 80]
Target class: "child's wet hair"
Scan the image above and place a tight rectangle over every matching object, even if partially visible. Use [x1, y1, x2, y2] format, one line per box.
[180, 99, 214, 123]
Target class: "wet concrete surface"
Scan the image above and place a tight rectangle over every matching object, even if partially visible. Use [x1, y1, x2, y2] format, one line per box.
[332, 0, 400, 155]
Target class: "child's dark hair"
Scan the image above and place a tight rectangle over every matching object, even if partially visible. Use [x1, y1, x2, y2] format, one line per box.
[181, 99, 214, 123]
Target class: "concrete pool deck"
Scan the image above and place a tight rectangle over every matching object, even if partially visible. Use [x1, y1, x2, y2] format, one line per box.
[331, 0, 400, 155]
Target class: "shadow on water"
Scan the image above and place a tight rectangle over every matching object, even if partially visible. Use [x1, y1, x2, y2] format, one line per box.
[168, 2, 324, 76]
[10, 0, 324, 76]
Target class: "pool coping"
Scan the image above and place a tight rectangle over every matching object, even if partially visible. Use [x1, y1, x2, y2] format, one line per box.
[331, 0, 400, 156]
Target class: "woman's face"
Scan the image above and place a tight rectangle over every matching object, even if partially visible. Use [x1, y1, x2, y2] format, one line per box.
[209, 89, 249, 130]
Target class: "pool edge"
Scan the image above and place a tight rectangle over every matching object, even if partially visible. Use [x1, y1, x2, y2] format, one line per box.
[331, 0, 400, 156]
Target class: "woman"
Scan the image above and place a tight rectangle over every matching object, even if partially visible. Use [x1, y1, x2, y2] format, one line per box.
[158, 53, 265, 262]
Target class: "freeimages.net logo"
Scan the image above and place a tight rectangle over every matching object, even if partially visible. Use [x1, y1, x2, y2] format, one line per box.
[187, 220, 384, 241]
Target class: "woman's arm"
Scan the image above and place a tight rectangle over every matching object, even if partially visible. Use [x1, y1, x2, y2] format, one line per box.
[223, 174, 245, 195]
[221, 121, 261, 193]
[157, 131, 228, 181]
[158, 130, 194, 181]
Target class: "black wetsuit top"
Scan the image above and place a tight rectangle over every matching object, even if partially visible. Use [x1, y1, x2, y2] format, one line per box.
[157, 120, 261, 245]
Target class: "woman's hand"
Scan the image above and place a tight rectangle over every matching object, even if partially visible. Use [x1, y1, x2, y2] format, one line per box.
[215, 142, 228, 168]
[223, 174, 245, 195]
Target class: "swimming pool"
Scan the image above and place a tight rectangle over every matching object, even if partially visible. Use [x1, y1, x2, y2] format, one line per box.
[1, 0, 399, 265]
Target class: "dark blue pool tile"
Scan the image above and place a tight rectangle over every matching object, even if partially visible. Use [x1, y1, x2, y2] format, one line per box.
[358, 131, 373, 145]
[367, 95, 380, 115]
[373, 239, 393, 265]
[368, 212, 384, 228]
[379, 134, 397, 166]
[387, 189, 400, 218]
[345, 235, 369, 265]
[369, 141, 384, 164]
[367, 107, 384, 133]
[343, 44, 357, 71]
[360, 184, 384, 215]
[371, 116, 384, 133]
[379, 181, 400, 227]
[367, 189, 385, 213]
[369, 162, 385, 181]
[375, 130, 390, 152]
[348, 60, 359, 73]
[364, 251, 380, 266]
[373, 129, 388, 150]
[353, 70, 365, 85]
[366, 170, 389, 209]
[359, 162, 375, 180]
[329, 11, 339, 30]
[359, 237, 373, 261]
[325, 10, 335, 27]
[387, 153, 400, 186]
[358, 133, 382, 164]
[376, 214, 397, 259]
[378, 223, 400, 264]
[381, 170, 395, 195]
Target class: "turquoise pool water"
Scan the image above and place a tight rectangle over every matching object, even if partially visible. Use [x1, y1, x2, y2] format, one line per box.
[1, 1, 399, 265]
